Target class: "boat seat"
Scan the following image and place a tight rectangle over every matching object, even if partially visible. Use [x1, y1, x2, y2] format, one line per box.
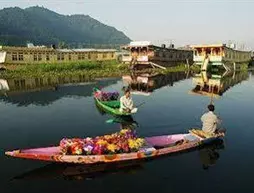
[144, 138, 183, 150]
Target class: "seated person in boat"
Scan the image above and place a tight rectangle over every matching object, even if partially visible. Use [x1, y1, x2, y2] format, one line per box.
[120, 87, 137, 113]
[201, 104, 222, 135]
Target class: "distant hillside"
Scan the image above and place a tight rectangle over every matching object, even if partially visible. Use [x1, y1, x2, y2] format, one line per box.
[0, 6, 131, 48]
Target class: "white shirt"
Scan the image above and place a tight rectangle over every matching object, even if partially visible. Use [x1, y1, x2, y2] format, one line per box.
[120, 95, 134, 111]
[201, 111, 220, 134]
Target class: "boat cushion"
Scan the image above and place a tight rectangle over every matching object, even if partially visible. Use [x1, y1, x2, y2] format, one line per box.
[184, 134, 200, 141]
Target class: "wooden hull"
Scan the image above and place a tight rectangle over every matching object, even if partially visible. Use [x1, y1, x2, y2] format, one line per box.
[5, 133, 224, 164]
[12, 139, 224, 180]
[94, 98, 133, 116]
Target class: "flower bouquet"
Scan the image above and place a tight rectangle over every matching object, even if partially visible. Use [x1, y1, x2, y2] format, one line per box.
[59, 129, 145, 155]
[94, 90, 119, 101]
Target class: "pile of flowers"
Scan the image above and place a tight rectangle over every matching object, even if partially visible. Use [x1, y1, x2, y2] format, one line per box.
[94, 90, 119, 101]
[59, 129, 145, 155]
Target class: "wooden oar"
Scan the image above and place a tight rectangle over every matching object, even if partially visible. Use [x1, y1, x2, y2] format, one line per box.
[136, 102, 146, 108]
[106, 119, 115, 124]
[106, 102, 145, 124]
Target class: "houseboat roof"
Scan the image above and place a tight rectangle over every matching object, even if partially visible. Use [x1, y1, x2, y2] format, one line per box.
[190, 44, 226, 48]
[129, 41, 152, 47]
[0, 46, 116, 53]
[57, 49, 116, 53]
[0, 46, 53, 52]
[191, 43, 252, 53]
[188, 90, 220, 98]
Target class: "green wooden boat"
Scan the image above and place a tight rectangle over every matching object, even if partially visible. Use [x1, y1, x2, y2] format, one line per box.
[93, 88, 135, 116]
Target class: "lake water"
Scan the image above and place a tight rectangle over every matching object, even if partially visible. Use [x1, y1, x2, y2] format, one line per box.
[0, 70, 253, 193]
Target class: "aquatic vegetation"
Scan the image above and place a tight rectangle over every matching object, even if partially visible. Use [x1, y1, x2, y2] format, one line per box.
[0, 60, 129, 79]
[0, 61, 193, 79]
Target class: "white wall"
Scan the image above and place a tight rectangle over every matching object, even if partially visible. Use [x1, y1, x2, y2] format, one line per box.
[0, 51, 6, 63]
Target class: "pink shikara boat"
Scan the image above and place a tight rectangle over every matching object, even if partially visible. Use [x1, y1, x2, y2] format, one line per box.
[5, 131, 224, 164]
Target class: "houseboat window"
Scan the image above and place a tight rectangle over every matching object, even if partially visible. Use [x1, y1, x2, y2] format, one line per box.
[197, 48, 202, 56]
[68, 53, 71, 60]
[12, 52, 18, 61]
[57, 53, 61, 60]
[88, 53, 91, 59]
[14, 80, 20, 88]
[111, 52, 114, 58]
[34, 54, 38, 61]
[103, 53, 107, 58]
[18, 53, 24, 61]
[61, 53, 64, 60]
[46, 53, 50, 61]
[20, 79, 25, 88]
[38, 53, 42, 61]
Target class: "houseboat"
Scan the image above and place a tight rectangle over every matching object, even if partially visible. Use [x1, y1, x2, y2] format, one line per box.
[191, 44, 251, 71]
[121, 41, 193, 69]
[0, 45, 116, 67]
[122, 71, 188, 95]
[189, 71, 249, 98]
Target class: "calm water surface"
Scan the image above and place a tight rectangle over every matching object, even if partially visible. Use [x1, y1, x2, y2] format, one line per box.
[0, 71, 253, 193]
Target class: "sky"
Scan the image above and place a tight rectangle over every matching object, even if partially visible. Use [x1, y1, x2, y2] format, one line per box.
[0, 0, 253, 49]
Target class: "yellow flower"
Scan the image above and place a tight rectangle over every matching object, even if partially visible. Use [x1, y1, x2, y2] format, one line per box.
[104, 135, 112, 140]
[107, 144, 117, 152]
[120, 129, 129, 135]
[136, 138, 145, 146]
[128, 139, 136, 149]
[97, 139, 108, 145]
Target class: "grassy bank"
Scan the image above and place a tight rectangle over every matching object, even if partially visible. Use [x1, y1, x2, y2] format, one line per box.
[0, 61, 192, 79]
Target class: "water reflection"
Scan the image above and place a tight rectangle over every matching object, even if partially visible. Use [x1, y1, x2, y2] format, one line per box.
[190, 71, 249, 98]
[199, 139, 225, 170]
[122, 71, 190, 95]
[95, 99, 139, 126]
[0, 75, 120, 106]
[0, 79, 9, 96]
[11, 161, 144, 181]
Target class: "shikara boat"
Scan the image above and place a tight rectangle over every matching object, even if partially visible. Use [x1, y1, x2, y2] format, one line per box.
[5, 130, 224, 164]
[93, 88, 135, 116]
[12, 139, 224, 181]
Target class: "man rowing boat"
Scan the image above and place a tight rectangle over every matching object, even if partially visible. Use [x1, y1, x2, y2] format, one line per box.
[201, 104, 223, 136]
[119, 87, 137, 113]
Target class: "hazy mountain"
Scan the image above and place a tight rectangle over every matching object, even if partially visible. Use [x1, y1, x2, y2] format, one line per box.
[0, 6, 131, 47]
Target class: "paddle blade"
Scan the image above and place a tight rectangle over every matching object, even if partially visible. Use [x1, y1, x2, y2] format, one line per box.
[106, 119, 115, 124]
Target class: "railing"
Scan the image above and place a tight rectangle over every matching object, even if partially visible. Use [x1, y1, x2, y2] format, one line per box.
[121, 56, 132, 62]
[194, 55, 222, 62]
[137, 55, 148, 62]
